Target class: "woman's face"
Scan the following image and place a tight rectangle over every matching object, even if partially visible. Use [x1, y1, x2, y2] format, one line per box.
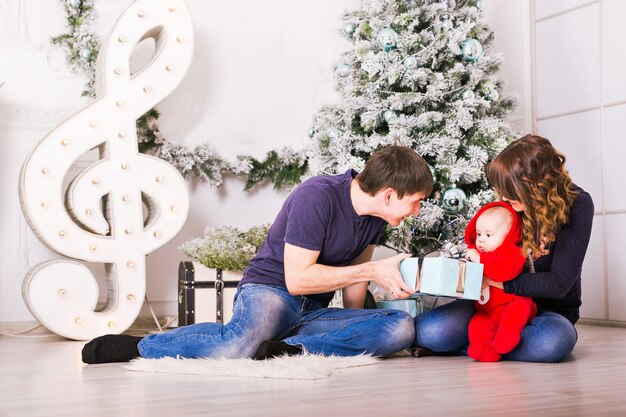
[501, 196, 526, 212]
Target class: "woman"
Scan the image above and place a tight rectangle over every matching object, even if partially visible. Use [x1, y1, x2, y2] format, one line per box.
[414, 135, 594, 362]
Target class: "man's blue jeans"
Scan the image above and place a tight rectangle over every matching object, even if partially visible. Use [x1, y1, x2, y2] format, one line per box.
[414, 299, 578, 363]
[138, 283, 415, 359]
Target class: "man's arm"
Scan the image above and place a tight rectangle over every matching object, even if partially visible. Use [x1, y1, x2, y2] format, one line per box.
[342, 245, 375, 309]
[283, 243, 413, 299]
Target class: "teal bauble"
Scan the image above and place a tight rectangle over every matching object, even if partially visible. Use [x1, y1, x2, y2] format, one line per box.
[383, 110, 397, 123]
[377, 28, 399, 52]
[308, 127, 317, 138]
[442, 188, 467, 213]
[403, 55, 421, 70]
[485, 87, 500, 101]
[335, 63, 351, 77]
[460, 39, 483, 62]
[343, 23, 357, 36]
[476, 0, 484, 11]
[79, 48, 93, 61]
[461, 89, 475, 100]
[67, 0, 81, 8]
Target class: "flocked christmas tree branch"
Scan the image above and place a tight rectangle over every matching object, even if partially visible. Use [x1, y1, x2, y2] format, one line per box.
[52, 0, 306, 190]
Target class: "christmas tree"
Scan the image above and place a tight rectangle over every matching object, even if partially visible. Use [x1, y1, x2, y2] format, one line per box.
[305, 0, 516, 256]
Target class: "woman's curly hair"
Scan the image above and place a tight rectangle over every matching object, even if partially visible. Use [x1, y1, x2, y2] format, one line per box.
[486, 135, 578, 258]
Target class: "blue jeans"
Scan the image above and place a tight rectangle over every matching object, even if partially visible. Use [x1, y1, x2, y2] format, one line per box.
[414, 299, 578, 363]
[139, 283, 415, 359]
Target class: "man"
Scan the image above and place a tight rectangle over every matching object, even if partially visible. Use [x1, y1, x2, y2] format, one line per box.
[82, 145, 433, 363]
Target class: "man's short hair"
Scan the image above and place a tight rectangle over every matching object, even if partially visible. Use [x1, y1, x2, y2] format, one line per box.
[356, 146, 433, 198]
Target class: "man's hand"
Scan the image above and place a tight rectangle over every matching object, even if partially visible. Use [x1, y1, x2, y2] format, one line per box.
[371, 253, 414, 299]
[465, 248, 481, 263]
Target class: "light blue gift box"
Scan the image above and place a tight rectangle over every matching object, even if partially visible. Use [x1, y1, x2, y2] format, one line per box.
[376, 300, 420, 317]
[399, 257, 483, 300]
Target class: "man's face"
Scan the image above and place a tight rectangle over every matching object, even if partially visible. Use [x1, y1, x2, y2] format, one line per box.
[386, 191, 426, 227]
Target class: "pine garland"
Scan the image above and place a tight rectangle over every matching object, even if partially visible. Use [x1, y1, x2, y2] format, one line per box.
[52, 0, 303, 190]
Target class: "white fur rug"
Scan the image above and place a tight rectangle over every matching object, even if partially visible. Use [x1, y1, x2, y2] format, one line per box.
[124, 354, 379, 380]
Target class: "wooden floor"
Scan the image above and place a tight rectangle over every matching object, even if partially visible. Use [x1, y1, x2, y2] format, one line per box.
[1, 324, 626, 417]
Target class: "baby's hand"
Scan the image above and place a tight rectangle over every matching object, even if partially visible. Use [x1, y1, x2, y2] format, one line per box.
[465, 248, 481, 263]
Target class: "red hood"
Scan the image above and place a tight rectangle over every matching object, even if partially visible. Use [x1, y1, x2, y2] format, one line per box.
[464, 201, 522, 247]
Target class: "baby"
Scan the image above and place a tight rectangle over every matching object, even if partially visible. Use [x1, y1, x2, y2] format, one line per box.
[464, 202, 537, 362]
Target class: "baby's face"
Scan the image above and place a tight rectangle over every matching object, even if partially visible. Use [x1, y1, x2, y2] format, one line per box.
[475, 214, 510, 253]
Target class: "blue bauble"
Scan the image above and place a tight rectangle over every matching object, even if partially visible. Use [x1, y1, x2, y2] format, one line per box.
[383, 110, 397, 123]
[403, 55, 421, 70]
[461, 89, 475, 100]
[377, 28, 399, 52]
[343, 23, 357, 36]
[485, 87, 500, 101]
[460, 39, 483, 62]
[442, 188, 467, 213]
[429, 165, 437, 181]
[335, 63, 351, 77]
[79, 48, 93, 61]
[307, 127, 317, 138]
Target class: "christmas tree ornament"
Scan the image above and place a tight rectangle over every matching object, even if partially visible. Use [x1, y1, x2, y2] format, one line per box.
[335, 63, 351, 77]
[402, 55, 421, 70]
[429, 164, 437, 181]
[67, 0, 81, 9]
[442, 15, 453, 30]
[485, 86, 500, 101]
[377, 28, 399, 52]
[79, 48, 93, 61]
[461, 89, 475, 100]
[327, 128, 339, 139]
[442, 188, 467, 213]
[460, 39, 484, 62]
[343, 22, 356, 36]
[476, 0, 484, 11]
[383, 110, 398, 123]
[307, 127, 317, 138]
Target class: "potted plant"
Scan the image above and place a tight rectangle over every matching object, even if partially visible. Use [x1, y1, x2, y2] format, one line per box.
[177, 224, 270, 324]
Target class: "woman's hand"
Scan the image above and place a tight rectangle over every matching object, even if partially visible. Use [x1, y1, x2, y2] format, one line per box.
[482, 277, 503, 290]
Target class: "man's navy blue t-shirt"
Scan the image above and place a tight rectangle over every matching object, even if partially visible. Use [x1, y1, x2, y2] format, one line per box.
[239, 169, 387, 306]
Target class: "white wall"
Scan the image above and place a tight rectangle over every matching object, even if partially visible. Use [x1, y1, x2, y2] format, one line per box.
[0, 0, 530, 322]
[532, 0, 625, 322]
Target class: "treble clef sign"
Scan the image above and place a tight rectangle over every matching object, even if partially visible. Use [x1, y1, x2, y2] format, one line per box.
[18, 0, 193, 340]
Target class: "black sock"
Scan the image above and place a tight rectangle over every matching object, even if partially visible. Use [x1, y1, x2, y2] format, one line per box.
[410, 347, 454, 358]
[252, 340, 302, 360]
[81, 334, 143, 364]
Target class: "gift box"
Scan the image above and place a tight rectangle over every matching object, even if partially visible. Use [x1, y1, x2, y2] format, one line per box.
[375, 299, 422, 317]
[178, 261, 241, 326]
[399, 257, 483, 300]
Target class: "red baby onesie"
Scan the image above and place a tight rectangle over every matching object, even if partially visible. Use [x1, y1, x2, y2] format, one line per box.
[465, 201, 537, 362]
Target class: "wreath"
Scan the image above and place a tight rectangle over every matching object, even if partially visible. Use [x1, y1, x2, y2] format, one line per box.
[53, 0, 307, 191]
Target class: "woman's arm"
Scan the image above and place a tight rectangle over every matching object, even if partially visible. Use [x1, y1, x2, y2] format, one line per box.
[504, 191, 594, 298]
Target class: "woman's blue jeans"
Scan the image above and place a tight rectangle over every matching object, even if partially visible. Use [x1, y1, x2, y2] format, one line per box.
[414, 299, 578, 363]
[138, 283, 415, 359]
